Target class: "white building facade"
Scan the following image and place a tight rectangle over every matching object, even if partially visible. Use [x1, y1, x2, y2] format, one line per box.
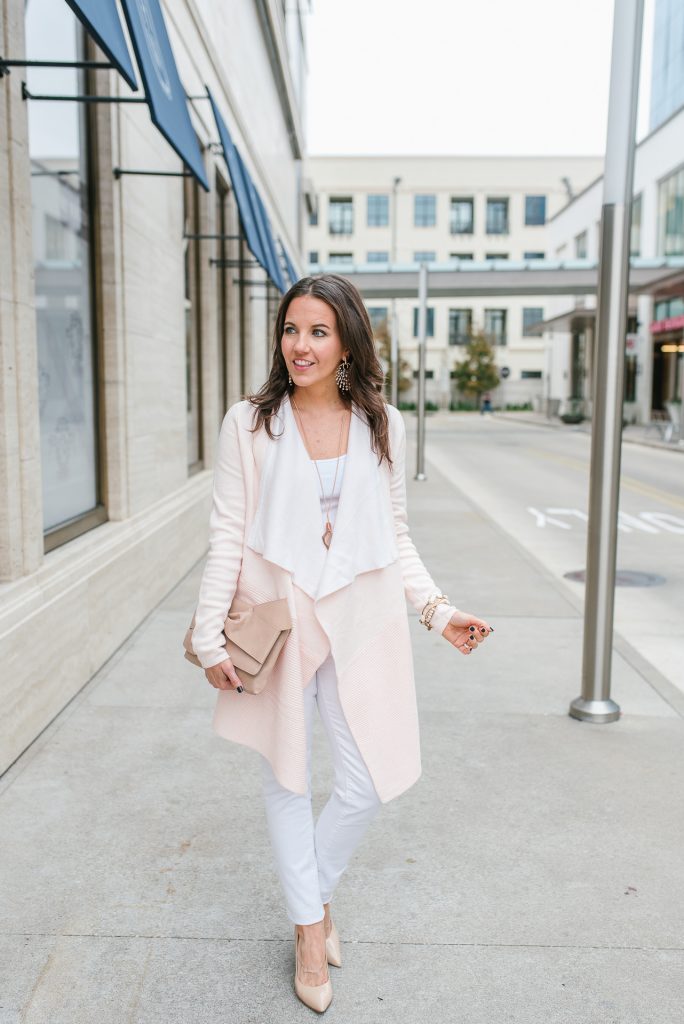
[0, 0, 307, 772]
[303, 155, 603, 408]
[541, 102, 684, 425]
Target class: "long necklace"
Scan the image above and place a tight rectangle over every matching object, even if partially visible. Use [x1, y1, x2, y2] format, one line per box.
[291, 396, 348, 549]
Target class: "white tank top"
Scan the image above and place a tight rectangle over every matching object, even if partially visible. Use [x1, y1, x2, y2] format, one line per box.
[311, 453, 347, 528]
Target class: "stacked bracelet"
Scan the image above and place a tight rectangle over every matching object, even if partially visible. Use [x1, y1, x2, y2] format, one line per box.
[420, 593, 450, 631]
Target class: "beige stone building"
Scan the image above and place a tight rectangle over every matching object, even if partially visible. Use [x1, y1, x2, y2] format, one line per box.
[304, 155, 604, 408]
[0, 0, 308, 772]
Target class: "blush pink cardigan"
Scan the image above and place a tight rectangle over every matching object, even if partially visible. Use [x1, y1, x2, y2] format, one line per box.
[191, 394, 458, 803]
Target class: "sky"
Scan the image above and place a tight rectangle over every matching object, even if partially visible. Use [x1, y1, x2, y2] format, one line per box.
[304, 0, 655, 157]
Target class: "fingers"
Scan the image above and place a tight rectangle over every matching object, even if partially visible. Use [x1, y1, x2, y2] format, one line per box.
[458, 622, 493, 655]
[205, 660, 243, 691]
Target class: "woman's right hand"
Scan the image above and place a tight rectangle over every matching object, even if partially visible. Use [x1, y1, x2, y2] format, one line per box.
[205, 658, 243, 691]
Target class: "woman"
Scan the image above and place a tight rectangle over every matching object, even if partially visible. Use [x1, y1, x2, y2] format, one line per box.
[190, 273, 493, 1012]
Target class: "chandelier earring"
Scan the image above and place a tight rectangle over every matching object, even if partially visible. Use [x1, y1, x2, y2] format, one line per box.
[287, 369, 293, 386]
[335, 356, 351, 392]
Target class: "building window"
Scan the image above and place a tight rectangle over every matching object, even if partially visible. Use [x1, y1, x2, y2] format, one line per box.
[308, 250, 319, 264]
[658, 167, 684, 255]
[448, 309, 473, 345]
[524, 251, 545, 259]
[328, 252, 353, 265]
[413, 307, 435, 336]
[630, 194, 642, 257]
[367, 194, 389, 227]
[367, 250, 389, 262]
[184, 175, 203, 473]
[522, 307, 544, 336]
[484, 309, 507, 345]
[414, 251, 436, 263]
[449, 252, 474, 261]
[485, 253, 509, 260]
[412, 369, 435, 378]
[26, 1, 102, 540]
[521, 370, 543, 379]
[450, 198, 474, 234]
[654, 297, 684, 321]
[486, 198, 509, 234]
[525, 195, 546, 225]
[329, 197, 353, 235]
[308, 206, 318, 226]
[575, 231, 588, 258]
[414, 194, 436, 227]
[367, 306, 389, 333]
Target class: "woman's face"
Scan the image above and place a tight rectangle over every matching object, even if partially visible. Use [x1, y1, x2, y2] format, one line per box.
[281, 295, 349, 388]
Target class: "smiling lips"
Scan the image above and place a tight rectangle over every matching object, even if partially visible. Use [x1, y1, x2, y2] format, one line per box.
[293, 359, 315, 370]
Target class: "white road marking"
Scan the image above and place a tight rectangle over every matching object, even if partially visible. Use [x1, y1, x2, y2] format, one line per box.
[527, 508, 684, 535]
[639, 512, 684, 534]
[526, 507, 572, 529]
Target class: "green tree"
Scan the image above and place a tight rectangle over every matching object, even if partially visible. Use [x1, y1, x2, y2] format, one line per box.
[373, 315, 413, 398]
[452, 330, 500, 406]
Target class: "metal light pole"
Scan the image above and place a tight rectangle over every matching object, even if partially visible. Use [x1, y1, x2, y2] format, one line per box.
[390, 175, 401, 408]
[415, 261, 428, 480]
[569, 0, 644, 723]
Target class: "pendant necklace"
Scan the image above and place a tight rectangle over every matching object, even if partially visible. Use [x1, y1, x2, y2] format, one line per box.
[291, 396, 347, 549]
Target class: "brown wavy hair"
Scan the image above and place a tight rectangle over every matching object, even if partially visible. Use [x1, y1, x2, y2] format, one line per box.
[244, 273, 393, 468]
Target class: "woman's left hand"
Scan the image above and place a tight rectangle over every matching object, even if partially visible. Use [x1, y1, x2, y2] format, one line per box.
[442, 609, 494, 656]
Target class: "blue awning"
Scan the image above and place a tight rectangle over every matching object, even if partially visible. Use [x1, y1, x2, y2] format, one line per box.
[207, 87, 284, 291]
[234, 148, 276, 283]
[119, 0, 208, 191]
[63, 0, 138, 90]
[241, 161, 286, 293]
[278, 239, 299, 287]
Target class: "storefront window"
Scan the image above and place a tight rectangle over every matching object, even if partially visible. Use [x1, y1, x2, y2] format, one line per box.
[658, 166, 684, 256]
[25, 0, 100, 535]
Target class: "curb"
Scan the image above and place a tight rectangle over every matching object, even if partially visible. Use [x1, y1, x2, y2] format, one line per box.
[494, 412, 684, 454]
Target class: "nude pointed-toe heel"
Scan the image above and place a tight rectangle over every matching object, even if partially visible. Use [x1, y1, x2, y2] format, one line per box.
[294, 926, 333, 1013]
[325, 918, 342, 968]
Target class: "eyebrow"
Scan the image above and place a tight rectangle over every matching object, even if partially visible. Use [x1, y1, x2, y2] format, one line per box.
[284, 320, 331, 329]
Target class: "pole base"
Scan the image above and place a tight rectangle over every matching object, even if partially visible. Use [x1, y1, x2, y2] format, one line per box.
[568, 697, 621, 723]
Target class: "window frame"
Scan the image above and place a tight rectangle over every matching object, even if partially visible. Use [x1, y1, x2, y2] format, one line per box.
[414, 193, 437, 228]
[367, 194, 389, 227]
[328, 196, 354, 236]
[522, 307, 545, 336]
[486, 197, 509, 235]
[484, 308, 507, 345]
[32, 26, 108, 551]
[448, 308, 473, 345]
[449, 197, 474, 234]
[524, 195, 547, 225]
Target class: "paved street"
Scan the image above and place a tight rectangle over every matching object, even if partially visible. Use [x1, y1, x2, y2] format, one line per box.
[421, 410, 684, 699]
[1, 410, 683, 1022]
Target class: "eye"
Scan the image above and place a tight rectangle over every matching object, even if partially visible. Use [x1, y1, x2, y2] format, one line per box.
[313, 329, 327, 337]
[284, 326, 296, 334]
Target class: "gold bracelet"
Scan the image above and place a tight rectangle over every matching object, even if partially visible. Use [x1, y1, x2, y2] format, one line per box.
[420, 594, 449, 631]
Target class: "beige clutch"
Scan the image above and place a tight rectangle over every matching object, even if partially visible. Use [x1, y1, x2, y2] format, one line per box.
[183, 595, 293, 694]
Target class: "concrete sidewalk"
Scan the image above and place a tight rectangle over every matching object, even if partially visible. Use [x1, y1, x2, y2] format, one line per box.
[1, 440, 683, 1023]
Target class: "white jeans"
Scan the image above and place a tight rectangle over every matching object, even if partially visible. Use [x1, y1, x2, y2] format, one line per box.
[260, 650, 383, 925]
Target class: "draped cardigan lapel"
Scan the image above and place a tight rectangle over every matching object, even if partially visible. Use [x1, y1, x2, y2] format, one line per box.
[245, 392, 399, 601]
[192, 395, 453, 804]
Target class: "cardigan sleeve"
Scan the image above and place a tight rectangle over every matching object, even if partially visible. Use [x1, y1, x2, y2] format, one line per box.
[191, 403, 247, 669]
[389, 407, 459, 636]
